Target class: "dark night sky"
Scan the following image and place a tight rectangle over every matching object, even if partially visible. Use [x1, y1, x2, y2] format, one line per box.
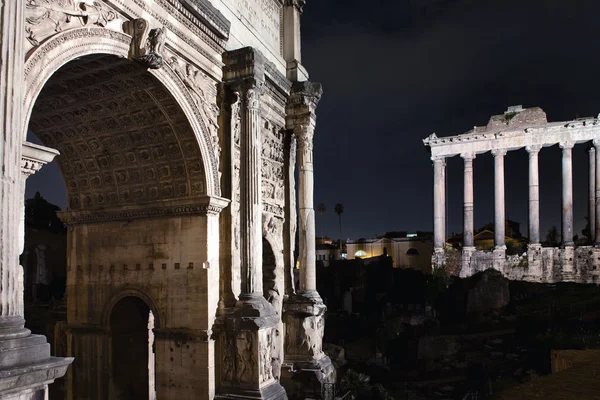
[26, 0, 600, 242]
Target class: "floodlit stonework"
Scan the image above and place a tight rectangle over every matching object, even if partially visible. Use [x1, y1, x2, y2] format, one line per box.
[424, 106, 600, 284]
[0, 0, 333, 399]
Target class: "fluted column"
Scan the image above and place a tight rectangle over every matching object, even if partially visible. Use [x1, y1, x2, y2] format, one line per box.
[492, 149, 507, 248]
[432, 156, 446, 251]
[560, 142, 575, 247]
[221, 47, 286, 400]
[238, 79, 265, 300]
[589, 145, 596, 243]
[462, 153, 476, 248]
[526, 145, 541, 244]
[0, 0, 25, 321]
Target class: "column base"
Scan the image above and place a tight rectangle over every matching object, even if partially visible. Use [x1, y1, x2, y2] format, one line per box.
[217, 295, 286, 400]
[281, 292, 336, 399]
[0, 316, 73, 398]
[280, 356, 336, 400]
[217, 381, 288, 400]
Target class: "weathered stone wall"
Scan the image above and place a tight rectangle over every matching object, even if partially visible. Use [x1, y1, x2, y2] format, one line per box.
[65, 212, 218, 399]
[464, 246, 600, 284]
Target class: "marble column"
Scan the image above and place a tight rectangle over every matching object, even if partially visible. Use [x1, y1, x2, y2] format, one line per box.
[595, 139, 600, 246]
[526, 145, 541, 244]
[589, 145, 596, 244]
[492, 149, 507, 248]
[281, 81, 335, 395]
[462, 153, 476, 248]
[432, 157, 446, 251]
[236, 78, 267, 303]
[0, 0, 72, 396]
[560, 142, 574, 247]
[296, 126, 318, 293]
[220, 47, 286, 400]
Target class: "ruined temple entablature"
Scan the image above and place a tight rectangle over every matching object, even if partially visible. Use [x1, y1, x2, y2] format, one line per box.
[423, 105, 600, 158]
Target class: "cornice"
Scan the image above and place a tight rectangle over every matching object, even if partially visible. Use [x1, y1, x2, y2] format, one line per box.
[59, 196, 230, 225]
[178, 0, 231, 39]
[21, 141, 59, 176]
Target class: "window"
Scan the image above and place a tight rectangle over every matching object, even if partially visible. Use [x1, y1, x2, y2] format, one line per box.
[406, 248, 419, 256]
[354, 250, 367, 258]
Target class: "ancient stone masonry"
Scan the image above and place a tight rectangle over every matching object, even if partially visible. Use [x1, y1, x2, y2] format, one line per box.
[217, 47, 287, 400]
[25, 0, 118, 49]
[424, 106, 600, 284]
[0, 0, 331, 399]
[281, 81, 336, 396]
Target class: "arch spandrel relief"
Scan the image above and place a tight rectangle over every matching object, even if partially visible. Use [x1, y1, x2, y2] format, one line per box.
[24, 0, 122, 53]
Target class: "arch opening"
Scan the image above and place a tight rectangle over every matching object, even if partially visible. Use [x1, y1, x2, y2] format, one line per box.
[28, 54, 207, 211]
[109, 296, 155, 400]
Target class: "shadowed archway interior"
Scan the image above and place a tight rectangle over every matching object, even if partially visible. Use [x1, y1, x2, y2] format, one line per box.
[28, 54, 206, 211]
[110, 296, 151, 400]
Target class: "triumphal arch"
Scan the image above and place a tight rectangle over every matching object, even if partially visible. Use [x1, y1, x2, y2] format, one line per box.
[0, 0, 334, 399]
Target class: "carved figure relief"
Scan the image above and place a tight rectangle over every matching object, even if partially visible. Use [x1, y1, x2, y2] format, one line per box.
[271, 329, 282, 381]
[168, 55, 221, 162]
[236, 331, 255, 383]
[123, 18, 166, 69]
[260, 330, 273, 383]
[222, 333, 236, 382]
[25, 0, 117, 47]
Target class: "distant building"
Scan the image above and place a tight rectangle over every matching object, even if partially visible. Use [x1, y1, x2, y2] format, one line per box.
[346, 232, 432, 273]
[315, 237, 346, 265]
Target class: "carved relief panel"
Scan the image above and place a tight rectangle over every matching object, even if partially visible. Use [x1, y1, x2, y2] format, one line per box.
[25, 0, 120, 52]
[261, 117, 285, 218]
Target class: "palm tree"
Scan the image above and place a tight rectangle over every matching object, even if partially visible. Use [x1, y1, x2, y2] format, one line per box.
[334, 203, 344, 250]
[317, 203, 326, 240]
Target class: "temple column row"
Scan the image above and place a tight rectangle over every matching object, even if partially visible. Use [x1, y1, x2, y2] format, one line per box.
[431, 142, 598, 256]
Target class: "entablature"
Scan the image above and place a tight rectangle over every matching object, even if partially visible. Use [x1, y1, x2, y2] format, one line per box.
[424, 107, 600, 158]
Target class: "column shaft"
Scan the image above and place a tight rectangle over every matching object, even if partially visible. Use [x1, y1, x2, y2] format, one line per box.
[595, 142, 600, 246]
[561, 143, 574, 246]
[433, 157, 446, 250]
[239, 82, 264, 297]
[297, 127, 316, 292]
[493, 150, 506, 247]
[527, 146, 541, 244]
[462, 154, 475, 247]
[0, 0, 25, 317]
[589, 146, 596, 243]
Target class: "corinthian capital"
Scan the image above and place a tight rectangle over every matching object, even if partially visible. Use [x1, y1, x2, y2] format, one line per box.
[286, 81, 322, 132]
[295, 124, 314, 152]
[239, 79, 264, 111]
